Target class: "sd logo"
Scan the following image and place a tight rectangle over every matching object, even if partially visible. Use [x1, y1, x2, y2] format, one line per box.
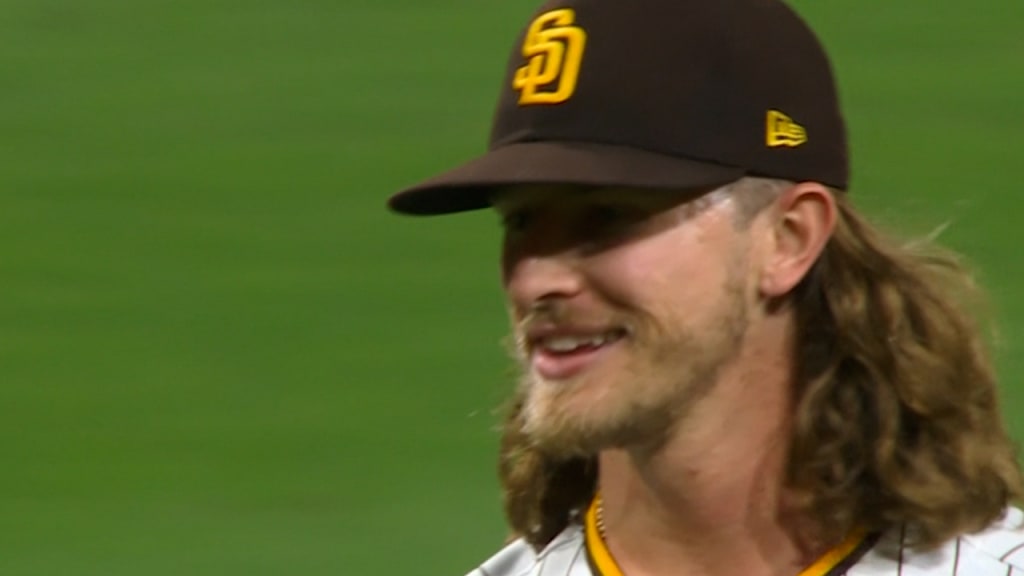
[513, 9, 587, 105]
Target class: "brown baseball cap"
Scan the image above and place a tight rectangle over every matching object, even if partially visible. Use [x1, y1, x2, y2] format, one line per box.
[388, 0, 848, 216]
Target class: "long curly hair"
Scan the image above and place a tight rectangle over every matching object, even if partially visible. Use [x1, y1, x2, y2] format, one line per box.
[495, 179, 1022, 552]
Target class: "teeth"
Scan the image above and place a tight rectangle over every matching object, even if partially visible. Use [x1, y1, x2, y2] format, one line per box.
[540, 333, 616, 352]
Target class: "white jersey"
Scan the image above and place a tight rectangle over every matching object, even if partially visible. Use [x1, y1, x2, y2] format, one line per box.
[468, 507, 1024, 576]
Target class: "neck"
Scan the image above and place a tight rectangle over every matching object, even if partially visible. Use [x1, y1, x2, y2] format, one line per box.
[595, 315, 828, 576]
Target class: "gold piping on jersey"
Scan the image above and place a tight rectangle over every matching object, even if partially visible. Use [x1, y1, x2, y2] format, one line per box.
[583, 495, 869, 576]
[584, 494, 622, 576]
[797, 526, 868, 576]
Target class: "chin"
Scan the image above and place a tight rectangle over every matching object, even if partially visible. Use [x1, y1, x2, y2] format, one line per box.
[522, 386, 671, 458]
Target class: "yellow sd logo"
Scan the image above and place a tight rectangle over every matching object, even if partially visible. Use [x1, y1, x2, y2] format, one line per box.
[513, 9, 587, 105]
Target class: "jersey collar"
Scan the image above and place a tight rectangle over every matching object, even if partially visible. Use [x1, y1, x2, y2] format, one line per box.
[583, 494, 877, 576]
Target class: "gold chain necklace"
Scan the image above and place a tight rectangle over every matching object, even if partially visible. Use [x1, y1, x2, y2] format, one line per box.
[595, 493, 608, 541]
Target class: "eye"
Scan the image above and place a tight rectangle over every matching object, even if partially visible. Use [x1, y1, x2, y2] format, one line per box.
[499, 208, 533, 232]
[586, 203, 639, 229]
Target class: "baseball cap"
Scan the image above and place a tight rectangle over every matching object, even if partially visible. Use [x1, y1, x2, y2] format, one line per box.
[387, 0, 848, 216]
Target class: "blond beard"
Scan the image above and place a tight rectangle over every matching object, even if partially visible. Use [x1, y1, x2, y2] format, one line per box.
[510, 277, 750, 459]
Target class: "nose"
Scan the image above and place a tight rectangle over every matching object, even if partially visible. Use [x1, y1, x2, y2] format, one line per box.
[498, 198, 589, 313]
[502, 248, 585, 314]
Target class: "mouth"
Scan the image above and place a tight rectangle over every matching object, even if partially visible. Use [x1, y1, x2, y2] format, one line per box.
[527, 327, 629, 380]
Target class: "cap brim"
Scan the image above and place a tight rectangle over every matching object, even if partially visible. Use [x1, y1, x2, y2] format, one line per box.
[387, 141, 746, 216]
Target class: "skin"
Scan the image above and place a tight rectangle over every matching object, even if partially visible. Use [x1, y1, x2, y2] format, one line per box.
[493, 180, 837, 576]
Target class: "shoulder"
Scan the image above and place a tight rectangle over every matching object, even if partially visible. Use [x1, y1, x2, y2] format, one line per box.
[464, 525, 590, 576]
[850, 507, 1024, 575]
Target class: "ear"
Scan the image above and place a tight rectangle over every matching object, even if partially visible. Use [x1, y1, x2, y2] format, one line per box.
[758, 182, 837, 298]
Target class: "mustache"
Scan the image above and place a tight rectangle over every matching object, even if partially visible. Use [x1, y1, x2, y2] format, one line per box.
[504, 304, 560, 360]
[519, 299, 572, 326]
[515, 300, 594, 333]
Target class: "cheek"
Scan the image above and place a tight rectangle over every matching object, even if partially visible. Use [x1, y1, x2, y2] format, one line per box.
[585, 230, 738, 315]
[586, 244, 700, 308]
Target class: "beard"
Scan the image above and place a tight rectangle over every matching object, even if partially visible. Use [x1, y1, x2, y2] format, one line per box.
[508, 273, 750, 459]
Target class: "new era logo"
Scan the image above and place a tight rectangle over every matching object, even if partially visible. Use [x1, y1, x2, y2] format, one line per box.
[513, 9, 587, 105]
[766, 110, 807, 147]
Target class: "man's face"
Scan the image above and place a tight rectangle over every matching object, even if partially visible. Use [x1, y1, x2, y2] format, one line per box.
[495, 184, 758, 457]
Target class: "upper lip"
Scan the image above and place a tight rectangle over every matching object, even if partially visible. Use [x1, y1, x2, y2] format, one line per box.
[523, 324, 626, 349]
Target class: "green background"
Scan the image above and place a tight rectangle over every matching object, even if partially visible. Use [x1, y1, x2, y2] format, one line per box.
[2, 1, 1022, 574]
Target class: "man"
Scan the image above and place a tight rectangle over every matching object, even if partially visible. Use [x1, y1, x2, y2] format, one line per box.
[387, 1, 1024, 575]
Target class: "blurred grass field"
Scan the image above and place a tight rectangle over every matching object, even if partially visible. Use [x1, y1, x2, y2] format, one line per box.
[1, 1, 1022, 574]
